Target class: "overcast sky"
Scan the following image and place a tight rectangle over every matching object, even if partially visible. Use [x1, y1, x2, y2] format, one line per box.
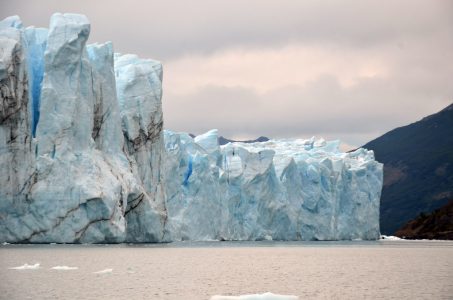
[2, 0, 453, 147]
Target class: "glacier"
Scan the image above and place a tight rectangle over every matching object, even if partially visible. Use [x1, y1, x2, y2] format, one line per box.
[0, 14, 165, 243]
[164, 130, 382, 241]
[0, 14, 383, 243]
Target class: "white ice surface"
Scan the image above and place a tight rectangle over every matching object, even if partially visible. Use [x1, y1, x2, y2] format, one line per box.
[210, 292, 299, 300]
[51, 266, 78, 270]
[380, 235, 404, 240]
[9, 263, 40, 270]
[93, 268, 113, 274]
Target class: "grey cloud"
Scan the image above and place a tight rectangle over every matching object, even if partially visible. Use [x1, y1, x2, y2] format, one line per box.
[2, 0, 452, 60]
[163, 73, 451, 145]
[2, 0, 452, 146]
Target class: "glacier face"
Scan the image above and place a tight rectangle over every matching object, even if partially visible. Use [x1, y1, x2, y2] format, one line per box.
[164, 130, 382, 241]
[0, 14, 383, 243]
[0, 14, 166, 243]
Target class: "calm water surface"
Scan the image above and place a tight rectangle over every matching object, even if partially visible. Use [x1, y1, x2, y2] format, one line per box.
[0, 240, 452, 299]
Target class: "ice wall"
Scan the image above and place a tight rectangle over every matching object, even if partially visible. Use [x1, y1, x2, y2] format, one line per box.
[0, 14, 166, 243]
[0, 17, 36, 239]
[164, 130, 382, 241]
[114, 53, 166, 242]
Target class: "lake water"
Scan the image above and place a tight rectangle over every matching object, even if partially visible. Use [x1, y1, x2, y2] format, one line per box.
[0, 240, 452, 299]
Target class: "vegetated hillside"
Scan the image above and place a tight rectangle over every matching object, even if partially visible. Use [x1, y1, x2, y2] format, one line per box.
[362, 103, 453, 234]
[395, 200, 453, 240]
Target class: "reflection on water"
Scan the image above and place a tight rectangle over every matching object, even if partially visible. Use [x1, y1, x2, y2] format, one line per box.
[1, 240, 452, 299]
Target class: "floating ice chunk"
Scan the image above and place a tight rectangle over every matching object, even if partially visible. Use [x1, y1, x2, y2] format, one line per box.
[210, 292, 299, 300]
[51, 266, 78, 270]
[93, 268, 113, 274]
[380, 235, 403, 240]
[9, 263, 40, 270]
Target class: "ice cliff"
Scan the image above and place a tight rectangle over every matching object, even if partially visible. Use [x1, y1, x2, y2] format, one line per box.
[164, 130, 382, 241]
[0, 14, 383, 243]
[0, 14, 165, 243]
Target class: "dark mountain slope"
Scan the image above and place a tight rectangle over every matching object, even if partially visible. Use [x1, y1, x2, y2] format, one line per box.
[362, 103, 453, 234]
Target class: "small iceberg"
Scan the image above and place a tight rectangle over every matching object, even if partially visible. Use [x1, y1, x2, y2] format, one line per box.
[380, 235, 403, 240]
[51, 266, 78, 270]
[9, 263, 40, 270]
[93, 268, 113, 274]
[210, 292, 299, 300]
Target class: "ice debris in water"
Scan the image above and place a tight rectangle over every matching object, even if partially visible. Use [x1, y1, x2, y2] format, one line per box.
[51, 266, 78, 270]
[210, 292, 299, 300]
[93, 268, 113, 274]
[9, 263, 40, 270]
[380, 235, 403, 240]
